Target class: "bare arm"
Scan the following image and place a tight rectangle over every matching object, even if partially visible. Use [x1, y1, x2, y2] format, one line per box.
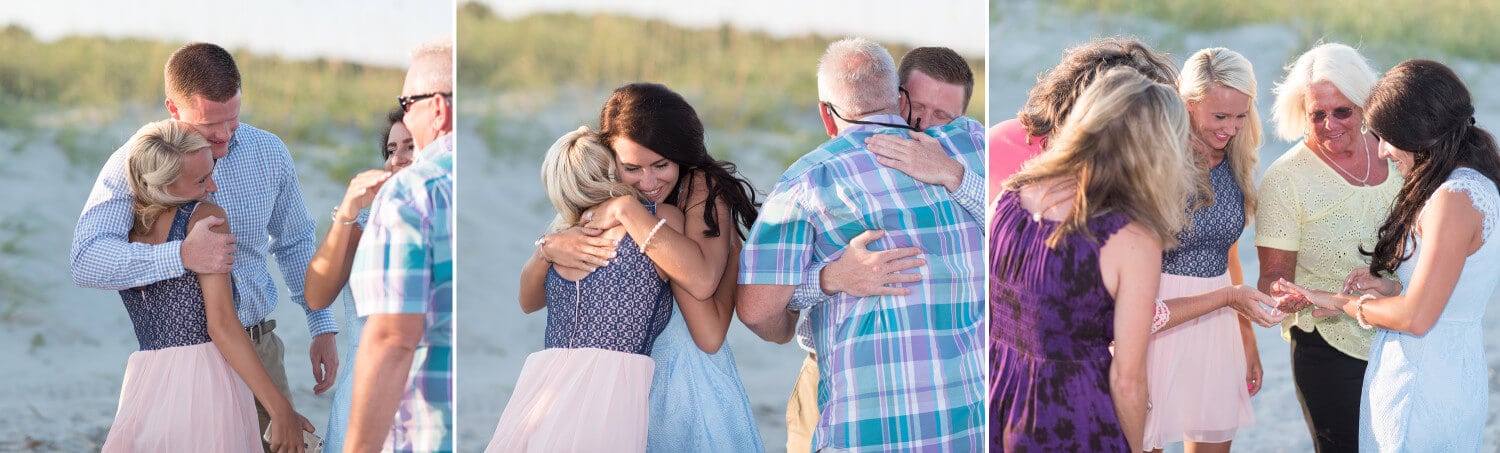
[346, 313, 424, 452]
[1099, 222, 1160, 453]
[1343, 189, 1479, 335]
[735, 284, 798, 344]
[652, 203, 737, 353]
[1230, 244, 1264, 396]
[195, 206, 311, 452]
[591, 175, 734, 300]
[304, 170, 389, 310]
[1256, 246, 1305, 312]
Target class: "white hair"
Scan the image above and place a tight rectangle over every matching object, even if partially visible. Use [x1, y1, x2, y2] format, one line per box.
[816, 37, 899, 117]
[408, 36, 454, 94]
[1270, 42, 1380, 141]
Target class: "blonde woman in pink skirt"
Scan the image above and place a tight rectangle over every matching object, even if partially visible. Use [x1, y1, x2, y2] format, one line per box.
[100, 120, 312, 452]
[1141, 48, 1285, 452]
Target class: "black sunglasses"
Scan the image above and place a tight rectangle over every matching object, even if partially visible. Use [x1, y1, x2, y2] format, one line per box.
[397, 92, 451, 112]
[1309, 106, 1355, 123]
[822, 88, 923, 132]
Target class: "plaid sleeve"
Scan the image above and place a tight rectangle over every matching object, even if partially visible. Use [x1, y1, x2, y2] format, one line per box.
[352, 177, 432, 316]
[70, 147, 187, 289]
[739, 177, 816, 287]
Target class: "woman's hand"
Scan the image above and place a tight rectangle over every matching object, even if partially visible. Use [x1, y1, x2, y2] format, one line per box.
[1222, 285, 1287, 327]
[541, 225, 616, 272]
[1273, 278, 1346, 317]
[1343, 267, 1402, 297]
[335, 169, 392, 221]
[1244, 346, 1264, 396]
[581, 195, 637, 231]
[266, 409, 315, 453]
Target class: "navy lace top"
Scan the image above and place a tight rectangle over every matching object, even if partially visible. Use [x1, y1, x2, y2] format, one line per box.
[1162, 158, 1246, 277]
[118, 201, 214, 351]
[543, 202, 673, 355]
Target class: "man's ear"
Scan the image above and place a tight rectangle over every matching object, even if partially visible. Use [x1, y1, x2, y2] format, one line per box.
[819, 103, 837, 138]
[165, 97, 181, 120]
[434, 94, 454, 134]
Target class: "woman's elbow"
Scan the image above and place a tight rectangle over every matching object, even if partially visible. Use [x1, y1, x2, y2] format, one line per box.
[692, 335, 725, 355]
[1109, 366, 1147, 397]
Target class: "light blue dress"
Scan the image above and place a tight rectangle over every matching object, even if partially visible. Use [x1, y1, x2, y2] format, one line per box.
[646, 302, 764, 452]
[323, 209, 369, 453]
[1360, 168, 1499, 452]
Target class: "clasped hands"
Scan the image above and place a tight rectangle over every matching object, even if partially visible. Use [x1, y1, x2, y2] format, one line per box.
[1269, 268, 1401, 317]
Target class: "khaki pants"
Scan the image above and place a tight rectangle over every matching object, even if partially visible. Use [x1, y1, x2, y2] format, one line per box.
[786, 353, 820, 453]
[251, 322, 294, 453]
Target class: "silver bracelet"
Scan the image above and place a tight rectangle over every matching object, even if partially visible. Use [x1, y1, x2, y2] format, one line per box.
[330, 207, 359, 226]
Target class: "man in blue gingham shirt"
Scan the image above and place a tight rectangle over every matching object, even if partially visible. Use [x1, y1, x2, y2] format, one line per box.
[738, 38, 985, 452]
[69, 42, 335, 445]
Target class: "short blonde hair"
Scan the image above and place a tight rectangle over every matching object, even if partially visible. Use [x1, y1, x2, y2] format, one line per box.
[408, 36, 454, 94]
[1007, 67, 1195, 249]
[1271, 43, 1380, 141]
[1180, 47, 1261, 219]
[125, 120, 213, 235]
[816, 37, 900, 117]
[541, 126, 641, 232]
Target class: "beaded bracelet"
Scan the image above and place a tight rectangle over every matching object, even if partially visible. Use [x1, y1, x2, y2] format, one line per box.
[1355, 293, 1376, 329]
[330, 207, 360, 226]
[639, 218, 667, 253]
[1151, 299, 1170, 333]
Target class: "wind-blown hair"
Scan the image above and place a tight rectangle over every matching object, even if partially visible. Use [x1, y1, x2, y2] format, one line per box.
[1270, 42, 1380, 141]
[1361, 59, 1500, 275]
[1018, 36, 1178, 140]
[542, 126, 642, 233]
[1179, 47, 1262, 217]
[125, 120, 213, 235]
[1006, 67, 1196, 249]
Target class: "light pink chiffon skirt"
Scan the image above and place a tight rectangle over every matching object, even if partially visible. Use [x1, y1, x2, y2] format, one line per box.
[101, 342, 260, 453]
[486, 347, 655, 453]
[1143, 272, 1255, 449]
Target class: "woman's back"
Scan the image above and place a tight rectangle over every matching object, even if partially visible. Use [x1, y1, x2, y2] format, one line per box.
[543, 205, 672, 355]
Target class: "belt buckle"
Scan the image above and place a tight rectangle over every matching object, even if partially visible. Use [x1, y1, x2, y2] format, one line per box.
[246, 321, 263, 343]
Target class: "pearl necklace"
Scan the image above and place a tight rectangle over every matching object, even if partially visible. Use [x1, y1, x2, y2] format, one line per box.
[1315, 132, 1374, 186]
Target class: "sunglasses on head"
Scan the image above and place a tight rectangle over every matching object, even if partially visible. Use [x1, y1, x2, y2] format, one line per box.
[1309, 106, 1355, 123]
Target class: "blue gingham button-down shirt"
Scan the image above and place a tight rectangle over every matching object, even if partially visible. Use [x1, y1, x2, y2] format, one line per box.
[740, 115, 987, 451]
[70, 122, 334, 336]
[351, 133, 454, 453]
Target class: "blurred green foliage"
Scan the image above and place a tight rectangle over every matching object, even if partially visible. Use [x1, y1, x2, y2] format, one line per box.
[1047, 0, 1500, 62]
[457, 2, 986, 134]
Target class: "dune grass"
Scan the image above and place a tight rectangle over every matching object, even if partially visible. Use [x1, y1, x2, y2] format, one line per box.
[458, 1, 987, 161]
[1046, 0, 1500, 62]
[0, 24, 405, 180]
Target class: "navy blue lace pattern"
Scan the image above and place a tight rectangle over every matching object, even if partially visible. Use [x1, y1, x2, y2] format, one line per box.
[118, 201, 215, 351]
[543, 202, 673, 355]
[1163, 158, 1246, 277]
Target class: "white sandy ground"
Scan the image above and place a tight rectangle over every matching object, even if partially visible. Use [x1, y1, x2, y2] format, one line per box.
[0, 110, 372, 451]
[991, 1, 1500, 450]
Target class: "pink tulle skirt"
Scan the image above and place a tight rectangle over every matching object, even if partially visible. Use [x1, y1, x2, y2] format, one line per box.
[101, 342, 260, 453]
[486, 347, 655, 453]
[1143, 272, 1255, 449]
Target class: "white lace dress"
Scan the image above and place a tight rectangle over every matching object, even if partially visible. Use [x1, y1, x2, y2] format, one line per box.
[1360, 167, 1499, 452]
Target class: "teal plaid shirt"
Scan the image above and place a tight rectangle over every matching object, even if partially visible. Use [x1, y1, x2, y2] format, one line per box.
[740, 115, 986, 451]
[352, 133, 454, 453]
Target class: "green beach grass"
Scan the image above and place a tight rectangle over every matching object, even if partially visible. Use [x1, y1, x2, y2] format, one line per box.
[459, 1, 986, 156]
[1046, 0, 1500, 62]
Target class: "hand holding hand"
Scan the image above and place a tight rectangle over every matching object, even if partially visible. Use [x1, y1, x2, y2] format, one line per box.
[1223, 285, 1287, 327]
[182, 216, 235, 274]
[1273, 278, 1346, 317]
[1343, 267, 1401, 297]
[822, 230, 925, 297]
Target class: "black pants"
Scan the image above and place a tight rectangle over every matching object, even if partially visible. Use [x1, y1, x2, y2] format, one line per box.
[1289, 328, 1366, 453]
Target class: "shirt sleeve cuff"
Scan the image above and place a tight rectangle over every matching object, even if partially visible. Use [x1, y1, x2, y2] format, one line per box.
[788, 261, 830, 311]
[953, 168, 985, 222]
[304, 308, 340, 337]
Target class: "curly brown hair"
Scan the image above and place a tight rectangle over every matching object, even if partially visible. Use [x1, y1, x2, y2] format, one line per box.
[1018, 37, 1178, 140]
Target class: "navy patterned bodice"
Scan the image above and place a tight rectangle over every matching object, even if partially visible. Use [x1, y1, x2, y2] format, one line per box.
[543, 202, 673, 355]
[118, 201, 214, 351]
[1162, 157, 1246, 277]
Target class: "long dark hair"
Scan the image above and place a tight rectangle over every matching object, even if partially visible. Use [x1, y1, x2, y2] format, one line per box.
[1362, 59, 1500, 275]
[380, 107, 405, 160]
[599, 82, 760, 239]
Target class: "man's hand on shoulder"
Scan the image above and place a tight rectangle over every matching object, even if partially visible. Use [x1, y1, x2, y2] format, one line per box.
[182, 216, 236, 274]
[866, 132, 964, 191]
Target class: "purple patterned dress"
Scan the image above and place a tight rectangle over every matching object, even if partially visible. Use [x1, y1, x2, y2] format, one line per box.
[989, 190, 1133, 452]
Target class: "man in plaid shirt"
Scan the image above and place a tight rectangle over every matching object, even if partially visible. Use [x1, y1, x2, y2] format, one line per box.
[345, 38, 455, 453]
[737, 38, 986, 452]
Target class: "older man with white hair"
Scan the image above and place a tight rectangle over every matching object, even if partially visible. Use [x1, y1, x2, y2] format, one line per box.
[346, 37, 455, 453]
[737, 37, 986, 452]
